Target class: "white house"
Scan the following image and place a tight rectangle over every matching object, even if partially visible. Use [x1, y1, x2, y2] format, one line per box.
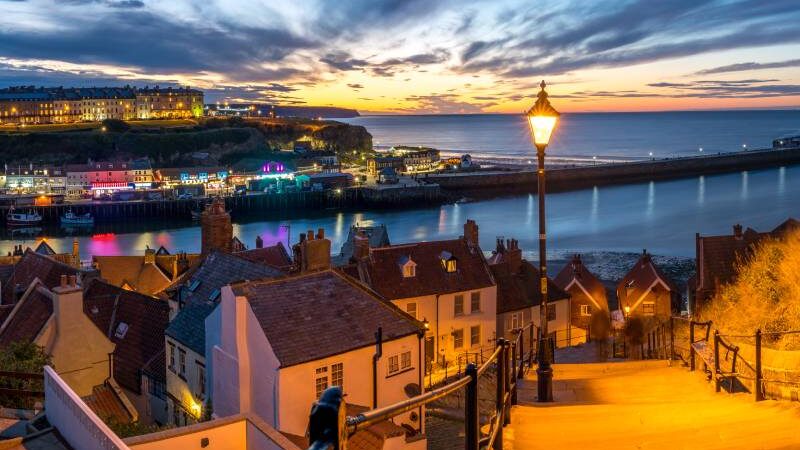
[209, 270, 427, 449]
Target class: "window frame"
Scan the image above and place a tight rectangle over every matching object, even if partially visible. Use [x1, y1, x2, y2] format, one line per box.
[453, 328, 465, 349]
[168, 342, 176, 372]
[470, 325, 481, 347]
[470, 291, 481, 313]
[580, 304, 592, 317]
[178, 348, 187, 378]
[454, 295, 464, 316]
[642, 301, 656, 315]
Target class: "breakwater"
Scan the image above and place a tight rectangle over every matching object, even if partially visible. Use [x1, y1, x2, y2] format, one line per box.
[0, 184, 445, 225]
[428, 146, 800, 193]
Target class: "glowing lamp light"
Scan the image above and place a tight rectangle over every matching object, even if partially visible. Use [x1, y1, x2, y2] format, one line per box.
[624, 306, 631, 315]
[526, 81, 559, 149]
[190, 400, 202, 417]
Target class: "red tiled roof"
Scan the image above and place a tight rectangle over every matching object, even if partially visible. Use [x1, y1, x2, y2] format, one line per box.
[617, 252, 677, 309]
[83, 280, 170, 394]
[553, 255, 609, 311]
[0, 283, 52, 347]
[354, 238, 495, 300]
[2, 250, 80, 304]
[491, 261, 568, 314]
[232, 270, 423, 367]
[82, 383, 133, 424]
[236, 243, 293, 271]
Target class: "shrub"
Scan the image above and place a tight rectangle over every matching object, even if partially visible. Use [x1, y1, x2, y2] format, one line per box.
[101, 118, 130, 133]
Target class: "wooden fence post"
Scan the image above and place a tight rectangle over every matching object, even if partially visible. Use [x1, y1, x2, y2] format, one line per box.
[465, 363, 479, 450]
[755, 329, 763, 402]
[504, 340, 512, 425]
[494, 339, 506, 450]
[713, 331, 721, 392]
[689, 322, 696, 371]
[669, 317, 675, 363]
[511, 342, 518, 405]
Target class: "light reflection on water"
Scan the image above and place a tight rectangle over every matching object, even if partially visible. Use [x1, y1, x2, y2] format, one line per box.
[2, 166, 798, 258]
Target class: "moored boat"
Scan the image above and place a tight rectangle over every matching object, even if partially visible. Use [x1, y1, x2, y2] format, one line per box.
[7, 208, 42, 226]
[60, 209, 94, 226]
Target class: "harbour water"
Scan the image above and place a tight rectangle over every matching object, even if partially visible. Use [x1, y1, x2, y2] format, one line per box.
[2, 111, 798, 258]
[6, 164, 798, 258]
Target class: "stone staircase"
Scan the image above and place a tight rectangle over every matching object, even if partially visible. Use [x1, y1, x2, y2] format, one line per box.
[504, 360, 800, 449]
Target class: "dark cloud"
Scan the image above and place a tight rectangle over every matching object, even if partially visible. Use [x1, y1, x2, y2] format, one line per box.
[108, 0, 144, 8]
[347, 83, 364, 89]
[568, 79, 800, 99]
[696, 59, 800, 75]
[319, 52, 369, 71]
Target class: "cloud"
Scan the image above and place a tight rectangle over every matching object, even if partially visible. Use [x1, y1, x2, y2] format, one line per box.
[319, 52, 369, 71]
[568, 79, 800, 99]
[347, 83, 364, 90]
[696, 59, 800, 75]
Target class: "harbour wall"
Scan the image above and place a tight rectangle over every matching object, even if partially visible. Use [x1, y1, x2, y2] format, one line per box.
[427, 146, 800, 193]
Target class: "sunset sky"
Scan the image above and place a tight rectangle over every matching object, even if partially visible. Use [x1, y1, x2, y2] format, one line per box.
[1, 0, 799, 113]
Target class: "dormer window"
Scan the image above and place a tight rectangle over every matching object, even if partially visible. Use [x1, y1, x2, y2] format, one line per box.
[440, 251, 457, 273]
[399, 256, 416, 278]
[114, 322, 129, 339]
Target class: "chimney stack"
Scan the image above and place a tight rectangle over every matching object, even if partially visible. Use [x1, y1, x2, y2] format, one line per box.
[255, 235, 264, 249]
[506, 238, 522, 275]
[733, 223, 743, 239]
[292, 228, 331, 273]
[464, 219, 479, 249]
[200, 198, 233, 255]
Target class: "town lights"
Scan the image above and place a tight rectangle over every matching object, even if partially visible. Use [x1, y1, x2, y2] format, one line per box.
[525, 80, 559, 403]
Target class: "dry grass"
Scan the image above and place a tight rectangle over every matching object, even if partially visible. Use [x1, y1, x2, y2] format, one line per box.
[701, 228, 800, 349]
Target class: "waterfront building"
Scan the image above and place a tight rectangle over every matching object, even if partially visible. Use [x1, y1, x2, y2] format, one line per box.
[554, 254, 610, 336]
[690, 218, 799, 313]
[368, 155, 404, 177]
[378, 166, 399, 184]
[154, 166, 229, 194]
[0, 274, 169, 425]
[487, 238, 574, 348]
[164, 250, 284, 426]
[1, 165, 67, 195]
[0, 85, 202, 125]
[345, 220, 497, 367]
[65, 159, 153, 198]
[391, 146, 441, 173]
[210, 269, 426, 448]
[617, 250, 680, 320]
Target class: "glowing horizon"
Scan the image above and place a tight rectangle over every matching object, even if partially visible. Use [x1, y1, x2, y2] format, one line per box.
[1, 1, 799, 114]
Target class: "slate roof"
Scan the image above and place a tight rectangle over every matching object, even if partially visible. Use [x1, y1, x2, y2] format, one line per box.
[617, 251, 678, 308]
[338, 225, 391, 262]
[353, 238, 495, 300]
[491, 261, 569, 314]
[0, 282, 52, 347]
[83, 280, 170, 394]
[2, 250, 82, 304]
[554, 254, 609, 311]
[236, 242, 293, 271]
[165, 251, 283, 355]
[232, 270, 423, 367]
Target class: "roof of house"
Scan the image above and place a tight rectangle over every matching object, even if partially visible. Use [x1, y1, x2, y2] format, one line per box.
[82, 383, 133, 425]
[338, 225, 390, 263]
[236, 242, 293, 271]
[2, 250, 82, 304]
[92, 253, 200, 295]
[83, 280, 170, 393]
[490, 261, 569, 314]
[33, 241, 56, 256]
[351, 238, 495, 300]
[165, 251, 283, 354]
[553, 255, 609, 311]
[617, 251, 678, 306]
[232, 270, 423, 367]
[696, 218, 799, 292]
[0, 282, 52, 347]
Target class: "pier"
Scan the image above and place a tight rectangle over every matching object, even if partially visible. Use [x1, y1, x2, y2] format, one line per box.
[428, 145, 800, 193]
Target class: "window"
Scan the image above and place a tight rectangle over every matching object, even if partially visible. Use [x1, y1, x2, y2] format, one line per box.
[406, 302, 417, 319]
[188, 279, 201, 291]
[179, 349, 186, 377]
[331, 363, 343, 388]
[453, 329, 464, 349]
[470, 292, 481, 313]
[388, 355, 400, 374]
[440, 251, 457, 272]
[402, 262, 416, 278]
[168, 343, 176, 372]
[470, 326, 481, 347]
[197, 362, 206, 397]
[642, 302, 656, 315]
[511, 313, 521, 330]
[401, 351, 412, 370]
[114, 322, 129, 339]
[580, 304, 592, 316]
[546, 304, 556, 321]
[315, 366, 329, 398]
[208, 289, 220, 301]
[454, 295, 464, 316]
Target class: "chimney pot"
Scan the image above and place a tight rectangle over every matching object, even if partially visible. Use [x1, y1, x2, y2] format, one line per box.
[299, 233, 307, 243]
[307, 230, 314, 240]
[733, 223, 743, 238]
[60, 274, 67, 287]
[255, 235, 264, 249]
[68, 275, 77, 287]
[317, 228, 325, 239]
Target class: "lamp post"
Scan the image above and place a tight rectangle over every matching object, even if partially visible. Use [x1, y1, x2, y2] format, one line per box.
[526, 80, 559, 403]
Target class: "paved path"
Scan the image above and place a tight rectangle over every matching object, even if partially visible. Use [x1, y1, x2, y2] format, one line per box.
[505, 360, 800, 450]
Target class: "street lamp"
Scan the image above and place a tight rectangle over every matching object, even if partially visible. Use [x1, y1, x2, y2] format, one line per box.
[525, 80, 559, 403]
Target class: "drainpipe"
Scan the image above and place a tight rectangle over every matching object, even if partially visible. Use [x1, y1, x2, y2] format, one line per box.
[372, 327, 382, 409]
[435, 294, 440, 365]
[418, 331, 424, 434]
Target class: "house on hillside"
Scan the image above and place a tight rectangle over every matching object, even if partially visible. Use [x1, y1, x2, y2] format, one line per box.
[691, 218, 799, 313]
[617, 250, 679, 320]
[554, 254, 609, 335]
[0, 276, 169, 425]
[335, 224, 391, 266]
[163, 250, 284, 427]
[487, 238, 573, 347]
[345, 220, 497, 367]
[93, 247, 200, 297]
[210, 270, 426, 449]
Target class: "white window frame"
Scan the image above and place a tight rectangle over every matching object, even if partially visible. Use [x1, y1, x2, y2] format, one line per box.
[580, 304, 592, 316]
[453, 329, 464, 349]
[470, 325, 481, 347]
[454, 295, 464, 316]
[406, 302, 417, 319]
[470, 291, 481, 313]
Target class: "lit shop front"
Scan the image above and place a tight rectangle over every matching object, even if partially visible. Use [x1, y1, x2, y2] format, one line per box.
[90, 182, 133, 198]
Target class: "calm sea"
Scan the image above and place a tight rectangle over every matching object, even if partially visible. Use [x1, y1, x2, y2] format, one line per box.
[3, 111, 799, 258]
[340, 110, 800, 161]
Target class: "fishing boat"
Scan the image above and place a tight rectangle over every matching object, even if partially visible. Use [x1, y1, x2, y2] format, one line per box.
[60, 209, 94, 226]
[7, 208, 42, 226]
